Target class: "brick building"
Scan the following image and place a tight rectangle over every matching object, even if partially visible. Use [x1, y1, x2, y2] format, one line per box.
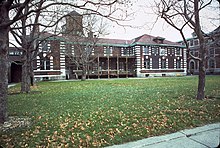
[179, 26, 220, 75]
[33, 34, 187, 80]
[8, 11, 187, 82]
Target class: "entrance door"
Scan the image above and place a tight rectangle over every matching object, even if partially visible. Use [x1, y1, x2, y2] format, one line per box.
[11, 62, 22, 83]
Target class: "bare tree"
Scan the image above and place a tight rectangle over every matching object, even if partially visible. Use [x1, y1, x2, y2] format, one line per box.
[0, 0, 130, 124]
[0, 0, 33, 124]
[64, 14, 108, 81]
[10, 0, 67, 93]
[155, 0, 218, 100]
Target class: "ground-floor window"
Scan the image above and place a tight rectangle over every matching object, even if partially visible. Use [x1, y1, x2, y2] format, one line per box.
[40, 57, 50, 70]
[144, 59, 150, 69]
[161, 59, 166, 69]
[176, 59, 181, 69]
[209, 58, 215, 69]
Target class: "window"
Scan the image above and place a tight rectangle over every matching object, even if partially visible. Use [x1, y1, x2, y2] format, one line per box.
[176, 48, 181, 56]
[161, 59, 166, 69]
[144, 59, 150, 69]
[42, 41, 49, 52]
[194, 39, 199, 46]
[160, 48, 166, 56]
[104, 46, 112, 56]
[85, 45, 93, 55]
[189, 50, 195, 56]
[189, 40, 193, 46]
[119, 62, 125, 70]
[100, 61, 106, 70]
[123, 48, 128, 56]
[152, 48, 158, 55]
[209, 48, 215, 56]
[176, 60, 181, 69]
[190, 61, 195, 69]
[122, 48, 134, 56]
[209, 59, 215, 69]
[143, 46, 149, 55]
[40, 57, 50, 70]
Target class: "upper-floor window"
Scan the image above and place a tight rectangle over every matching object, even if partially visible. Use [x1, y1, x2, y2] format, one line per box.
[121, 48, 134, 56]
[209, 48, 215, 56]
[152, 48, 158, 55]
[190, 50, 195, 56]
[189, 40, 193, 47]
[42, 40, 49, 52]
[175, 48, 182, 56]
[160, 48, 166, 56]
[194, 39, 199, 46]
[104, 46, 112, 56]
[143, 46, 149, 55]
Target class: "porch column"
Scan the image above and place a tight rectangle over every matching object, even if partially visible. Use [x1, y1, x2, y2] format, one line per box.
[108, 56, 110, 79]
[117, 54, 119, 78]
[126, 55, 128, 78]
[98, 54, 100, 79]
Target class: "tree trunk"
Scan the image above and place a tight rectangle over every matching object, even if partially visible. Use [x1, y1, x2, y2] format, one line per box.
[81, 64, 87, 81]
[0, 44, 8, 124]
[196, 40, 206, 100]
[194, 0, 206, 100]
[0, 30, 9, 124]
[0, 4, 10, 123]
[21, 52, 31, 93]
[197, 60, 206, 100]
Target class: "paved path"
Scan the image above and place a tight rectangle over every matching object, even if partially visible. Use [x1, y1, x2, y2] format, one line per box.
[107, 123, 220, 148]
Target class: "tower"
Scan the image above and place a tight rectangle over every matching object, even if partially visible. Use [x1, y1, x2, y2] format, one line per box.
[63, 10, 83, 36]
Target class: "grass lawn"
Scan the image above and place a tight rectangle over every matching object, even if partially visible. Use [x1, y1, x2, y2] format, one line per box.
[1, 76, 220, 147]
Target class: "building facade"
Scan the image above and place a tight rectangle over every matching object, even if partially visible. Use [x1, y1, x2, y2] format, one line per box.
[179, 27, 220, 75]
[32, 33, 186, 80]
[8, 11, 187, 82]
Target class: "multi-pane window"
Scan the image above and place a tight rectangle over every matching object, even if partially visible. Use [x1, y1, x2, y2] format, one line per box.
[143, 46, 149, 55]
[209, 48, 215, 56]
[104, 46, 112, 56]
[209, 59, 215, 69]
[144, 59, 150, 69]
[160, 48, 166, 56]
[121, 48, 134, 56]
[189, 40, 193, 46]
[190, 61, 195, 70]
[152, 48, 158, 55]
[40, 57, 50, 70]
[190, 50, 195, 56]
[161, 59, 166, 69]
[176, 48, 181, 56]
[119, 62, 125, 70]
[194, 39, 199, 46]
[123, 48, 128, 55]
[42, 41, 49, 52]
[176, 60, 181, 69]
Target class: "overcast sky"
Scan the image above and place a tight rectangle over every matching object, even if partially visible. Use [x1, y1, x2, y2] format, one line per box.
[104, 0, 219, 42]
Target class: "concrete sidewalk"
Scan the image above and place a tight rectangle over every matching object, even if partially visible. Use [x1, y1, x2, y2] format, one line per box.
[107, 123, 220, 148]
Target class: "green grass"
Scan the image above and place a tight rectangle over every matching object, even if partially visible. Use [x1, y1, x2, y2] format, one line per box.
[1, 76, 220, 147]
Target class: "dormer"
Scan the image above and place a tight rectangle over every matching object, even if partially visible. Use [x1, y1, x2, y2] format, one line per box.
[153, 36, 165, 44]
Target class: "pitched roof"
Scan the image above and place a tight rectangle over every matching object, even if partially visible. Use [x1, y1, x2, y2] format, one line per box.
[39, 32, 182, 47]
[131, 34, 181, 46]
[68, 10, 82, 16]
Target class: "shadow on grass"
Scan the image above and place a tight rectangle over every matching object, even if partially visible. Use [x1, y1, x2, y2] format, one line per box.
[8, 91, 42, 95]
